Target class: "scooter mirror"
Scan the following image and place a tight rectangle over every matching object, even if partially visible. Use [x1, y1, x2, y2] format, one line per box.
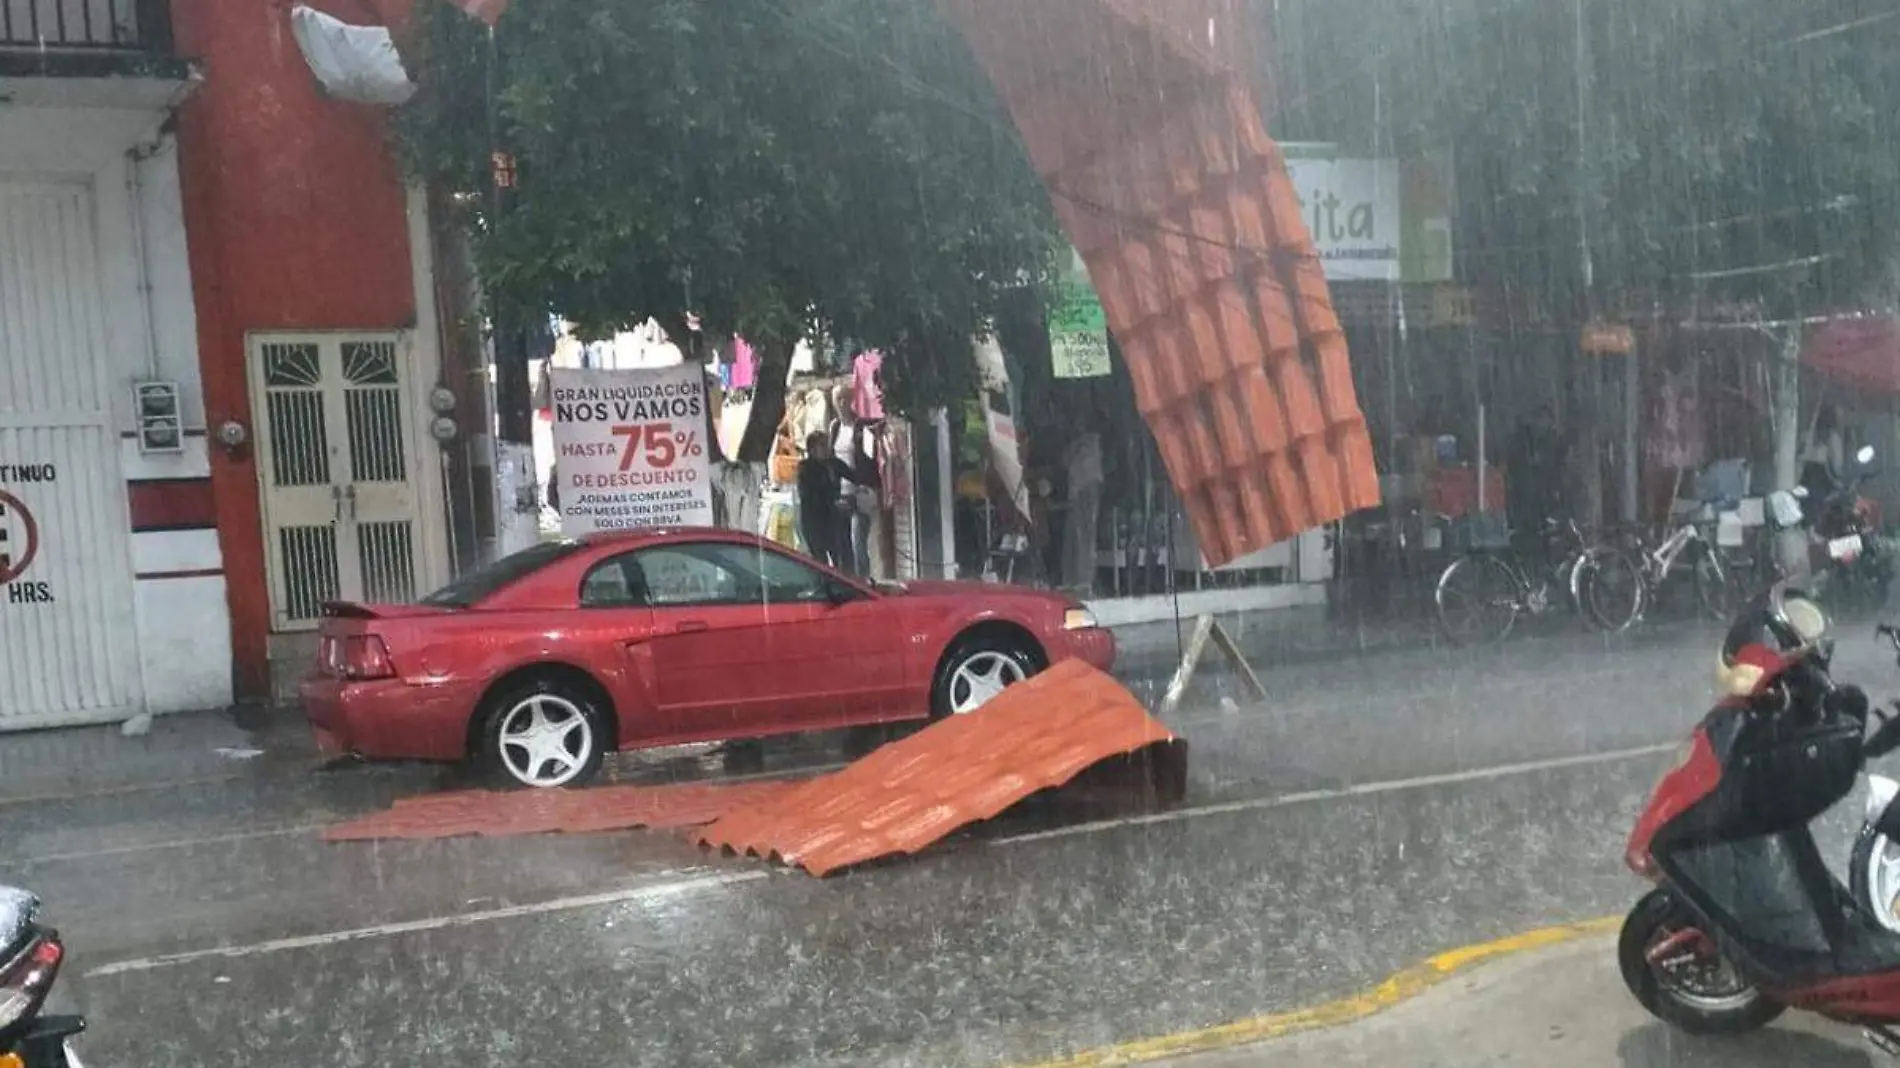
[1786, 597, 1830, 644]
[1870, 714, 1900, 759]
[1826, 681, 1868, 722]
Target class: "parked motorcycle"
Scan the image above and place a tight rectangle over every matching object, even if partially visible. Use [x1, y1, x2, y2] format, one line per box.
[1619, 584, 1900, 1055]
[1766, 444, 1893, 613]
[0, 886, 86, 1067]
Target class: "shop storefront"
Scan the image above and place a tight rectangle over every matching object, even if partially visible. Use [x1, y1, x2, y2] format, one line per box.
[532, 327, 927, 583]
[919, 151, 1459, 626]
[950, 290, 1334, 627]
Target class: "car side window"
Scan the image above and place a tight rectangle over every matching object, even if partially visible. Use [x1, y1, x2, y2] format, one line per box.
[636, 546, 747, 606]
[730, 545, 835, 603]
[625, 542, 848, 607]
[578, 554, 647, 608]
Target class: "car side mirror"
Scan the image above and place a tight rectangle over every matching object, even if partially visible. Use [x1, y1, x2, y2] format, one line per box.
[823, 583, 858, 607]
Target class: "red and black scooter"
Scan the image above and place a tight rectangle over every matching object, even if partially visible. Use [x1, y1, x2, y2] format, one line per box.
[0, 886, 86, 1067]
[1621, 583, 1900, 1055]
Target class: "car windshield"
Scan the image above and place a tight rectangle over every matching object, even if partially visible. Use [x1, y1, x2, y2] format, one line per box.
[418, 539, 583, 607]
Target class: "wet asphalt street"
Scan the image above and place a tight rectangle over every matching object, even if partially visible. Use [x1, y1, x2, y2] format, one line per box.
[14, 621, 1900, 1066]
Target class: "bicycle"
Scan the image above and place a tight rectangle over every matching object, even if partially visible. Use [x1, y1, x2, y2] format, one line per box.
[1434, 517, 1597, 645]
[1582, 507, 1741, 633]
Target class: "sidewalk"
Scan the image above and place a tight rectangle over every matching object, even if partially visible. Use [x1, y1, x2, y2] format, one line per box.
[0, 604, 1693, 806]
[0, 705, 316, 804]
[1152, 935, 1873, 1068]
[1111, 604, 1434, 669]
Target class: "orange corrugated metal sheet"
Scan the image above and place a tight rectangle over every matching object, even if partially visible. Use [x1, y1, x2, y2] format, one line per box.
[692, 661, 1183, 876]
[939, 0, 1381, 565]
[323, 779, 804, 842]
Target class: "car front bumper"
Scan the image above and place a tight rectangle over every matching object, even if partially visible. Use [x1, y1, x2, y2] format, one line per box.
[1057, 625, 1117, 672]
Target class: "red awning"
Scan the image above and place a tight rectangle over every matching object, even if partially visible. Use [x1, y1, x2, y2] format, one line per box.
[1803, 316, 1900, 394]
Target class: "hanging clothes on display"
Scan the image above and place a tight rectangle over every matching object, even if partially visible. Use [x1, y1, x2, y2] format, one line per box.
[728, 336, 759, 391]
[760, 483, 801, 548]
[852, 349, 887, 421]
[712, 461, 769, 534]
[854, 424, 886, 579]
[793, 388, 831, 452]
[791, 337, 818, 375]
[599, 318, 682, 370]
[881, 421, 917, 579]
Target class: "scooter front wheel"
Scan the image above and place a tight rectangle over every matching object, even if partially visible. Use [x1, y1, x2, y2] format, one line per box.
[1851, 827, 1900, 933]
[1619, 889, 1784, 1035]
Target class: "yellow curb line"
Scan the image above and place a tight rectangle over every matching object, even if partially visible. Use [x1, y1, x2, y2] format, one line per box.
[1011, 916, 1622, 1067]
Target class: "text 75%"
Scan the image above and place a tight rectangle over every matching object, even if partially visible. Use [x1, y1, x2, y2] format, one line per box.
[612, 423, 704, 471]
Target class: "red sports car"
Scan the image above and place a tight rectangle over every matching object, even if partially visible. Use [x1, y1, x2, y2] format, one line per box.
[300, 528, 1115, 787]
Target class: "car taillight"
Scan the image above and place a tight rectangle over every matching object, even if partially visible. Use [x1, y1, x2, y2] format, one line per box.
[339, 635, 396, 680]
[0, 936, 62, 1032]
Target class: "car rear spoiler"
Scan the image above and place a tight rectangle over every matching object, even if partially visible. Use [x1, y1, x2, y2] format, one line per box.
[319, 601, 452, 620]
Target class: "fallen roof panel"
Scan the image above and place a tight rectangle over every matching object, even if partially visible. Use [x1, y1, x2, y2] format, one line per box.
[939, 0, 1382, 566]
[323, 778, 803, 842]
[691, 660, 1181, 876]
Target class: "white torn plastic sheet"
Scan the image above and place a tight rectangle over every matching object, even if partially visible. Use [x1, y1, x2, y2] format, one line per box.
[289, 5, 416, 106]
[0, 886, 37, 955]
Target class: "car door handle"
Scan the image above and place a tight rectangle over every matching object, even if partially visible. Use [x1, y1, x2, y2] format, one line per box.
[673, 620, 710, 634]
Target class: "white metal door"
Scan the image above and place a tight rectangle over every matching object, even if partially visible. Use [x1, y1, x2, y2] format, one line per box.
[252, 334, 423, 630]
[0, 178, 142, 728]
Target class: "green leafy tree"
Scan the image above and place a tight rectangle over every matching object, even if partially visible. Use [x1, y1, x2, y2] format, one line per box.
[399, 0, 1060, 460]
[1271, 0, 1900, 487]
[1275, 0, 1900, 317]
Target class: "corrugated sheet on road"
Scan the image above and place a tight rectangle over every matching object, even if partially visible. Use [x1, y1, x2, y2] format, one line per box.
[939, 0, 1381, 566]
[692, 661, 1180, 876]
[323, 779, 803, 842]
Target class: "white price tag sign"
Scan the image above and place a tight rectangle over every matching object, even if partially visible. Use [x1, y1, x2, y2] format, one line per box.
[1829, 534, 1864, 562]
[550, 364, 715, 535]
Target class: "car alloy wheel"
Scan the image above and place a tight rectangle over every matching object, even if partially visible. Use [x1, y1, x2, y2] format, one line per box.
[496, 694, 596, 787]
[947, 649, 1028, 714]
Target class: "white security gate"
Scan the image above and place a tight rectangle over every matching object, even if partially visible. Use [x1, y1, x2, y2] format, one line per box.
[0, 179, 142, 728]
[251, 334, 425, 629]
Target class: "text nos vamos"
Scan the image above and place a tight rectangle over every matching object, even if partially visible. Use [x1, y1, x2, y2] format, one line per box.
[555, 382, 703, 423]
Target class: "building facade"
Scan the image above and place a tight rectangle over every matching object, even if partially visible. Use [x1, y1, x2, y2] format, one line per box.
[1, 0, 483, 728]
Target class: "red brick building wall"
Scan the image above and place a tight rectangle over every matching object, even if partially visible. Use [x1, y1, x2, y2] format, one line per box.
[172, 0, 419, 697]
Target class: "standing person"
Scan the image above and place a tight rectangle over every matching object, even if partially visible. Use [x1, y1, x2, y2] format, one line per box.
[1507, 404, 1563, 529]
[848, 423, 885, 578]
[1801, 403, 1845, 498]
[829, 385, 878, 577]
[797, 432, 855, 571]
[1062, 427, 1104, 595]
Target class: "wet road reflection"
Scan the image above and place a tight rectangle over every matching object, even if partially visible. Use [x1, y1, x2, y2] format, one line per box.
[18, 626, 1900, 1066]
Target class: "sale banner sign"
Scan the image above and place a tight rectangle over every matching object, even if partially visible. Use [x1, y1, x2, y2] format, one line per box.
[550, 364, 714, 535]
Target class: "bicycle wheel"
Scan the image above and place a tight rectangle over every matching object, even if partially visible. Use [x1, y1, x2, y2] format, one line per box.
[1583, 547, 1646, 633]
[1558, 551, 1590, 617]
[1691, 544, 1739, 621]
[1435, 553, 1523, 645]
